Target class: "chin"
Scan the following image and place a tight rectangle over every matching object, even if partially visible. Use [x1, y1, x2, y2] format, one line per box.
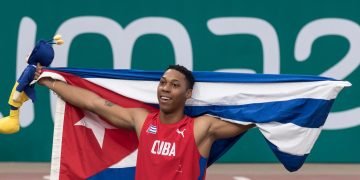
[159, 106, 173, 114]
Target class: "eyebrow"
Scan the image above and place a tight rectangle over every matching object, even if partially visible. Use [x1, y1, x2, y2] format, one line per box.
[160, 77, 180, 83]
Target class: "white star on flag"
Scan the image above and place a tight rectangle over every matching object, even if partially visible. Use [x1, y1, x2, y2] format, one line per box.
[74, 111, 117, 148]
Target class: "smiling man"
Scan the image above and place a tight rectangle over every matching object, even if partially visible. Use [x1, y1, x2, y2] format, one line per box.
[37, 64, 254, 180]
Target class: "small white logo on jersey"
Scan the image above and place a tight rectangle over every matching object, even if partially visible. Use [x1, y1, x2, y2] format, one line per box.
[146, 124, 157, 134]
[176, 128, 186, 138]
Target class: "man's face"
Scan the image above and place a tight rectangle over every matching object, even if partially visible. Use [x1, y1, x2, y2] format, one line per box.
[157, 69, 192, 114]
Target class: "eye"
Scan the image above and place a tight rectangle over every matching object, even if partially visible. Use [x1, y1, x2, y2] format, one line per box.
[159, 80, 166, 85]
[171, 83, 179, 88]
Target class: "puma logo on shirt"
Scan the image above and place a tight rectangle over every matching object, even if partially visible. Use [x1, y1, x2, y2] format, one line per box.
[176, 128, 186, 138]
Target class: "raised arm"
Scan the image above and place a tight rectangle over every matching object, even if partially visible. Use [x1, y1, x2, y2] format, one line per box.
[194, 115, 254, 158]
[37, 71, 148, 134]
[206, 116, 255, 139]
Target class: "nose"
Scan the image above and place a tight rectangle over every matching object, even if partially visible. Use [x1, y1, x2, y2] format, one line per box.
[162, 83, 171, 92]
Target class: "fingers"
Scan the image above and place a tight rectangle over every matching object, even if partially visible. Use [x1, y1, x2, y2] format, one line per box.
[36, 62, 42, 73]
[34, 63, 43, 80]
[36, 62, 42, 69]
[34, 63, 53, 87]
[34, 72, 40, 80]
[37, 77, 51, 86]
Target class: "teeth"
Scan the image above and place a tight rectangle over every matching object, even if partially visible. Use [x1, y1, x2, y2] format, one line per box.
[161, 96, 170, 100]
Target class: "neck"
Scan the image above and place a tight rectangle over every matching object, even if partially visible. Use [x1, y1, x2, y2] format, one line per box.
[159, 109, 185, 124]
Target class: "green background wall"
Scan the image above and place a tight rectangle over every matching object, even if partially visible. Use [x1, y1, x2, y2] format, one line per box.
[0, 0, 359, 163]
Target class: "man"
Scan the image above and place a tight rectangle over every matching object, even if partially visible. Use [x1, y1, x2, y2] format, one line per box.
[36, 64, 254, 180]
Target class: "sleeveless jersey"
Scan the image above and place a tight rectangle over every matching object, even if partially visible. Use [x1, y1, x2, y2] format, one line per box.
[135, 112, 207, 180]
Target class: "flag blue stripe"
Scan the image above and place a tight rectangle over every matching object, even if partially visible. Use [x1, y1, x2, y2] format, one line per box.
[88, 167, 135, 180]
[265, 138, 308, 172]
[186, 99, 333, 128]
[48, 67, 337, 83]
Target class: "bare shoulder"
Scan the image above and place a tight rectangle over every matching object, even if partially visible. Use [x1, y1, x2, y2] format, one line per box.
[193, 115, 218, 135]
[194, 114, 220, 126]
[194, 115, 212, 126]
[130, 108, 149, 124]
[129, 108, 150, 136]
[193, 115, 221, 157]
[194, 114, 219, 121]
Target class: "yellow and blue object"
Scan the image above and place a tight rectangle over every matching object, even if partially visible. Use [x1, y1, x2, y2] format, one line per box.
[0, 35, 64, 134]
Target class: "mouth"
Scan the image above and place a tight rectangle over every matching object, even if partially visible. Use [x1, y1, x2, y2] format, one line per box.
[159, 96, 171, 103]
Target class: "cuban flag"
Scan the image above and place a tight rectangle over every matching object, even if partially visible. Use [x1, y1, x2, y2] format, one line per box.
[40, 67, 351, 180]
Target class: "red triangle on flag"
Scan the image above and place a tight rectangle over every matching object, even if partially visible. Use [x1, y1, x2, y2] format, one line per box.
[53, 71, 157, 179]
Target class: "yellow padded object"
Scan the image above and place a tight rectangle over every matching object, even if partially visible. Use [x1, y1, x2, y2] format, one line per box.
[0, 110, 20, 134]
[8, 82, 29, 108]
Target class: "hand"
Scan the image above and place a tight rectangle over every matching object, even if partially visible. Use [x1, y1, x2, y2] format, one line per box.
[34, 63, 49, 86]
[34, 62, 42, 79]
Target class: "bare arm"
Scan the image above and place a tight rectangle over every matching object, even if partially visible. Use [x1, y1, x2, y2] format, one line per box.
[194, 115, 254, 157]
[206, 116, 255, 139]
[38, 76, 148, 131]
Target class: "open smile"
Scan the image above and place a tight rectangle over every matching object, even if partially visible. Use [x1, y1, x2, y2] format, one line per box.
[159, 96, 172, 103]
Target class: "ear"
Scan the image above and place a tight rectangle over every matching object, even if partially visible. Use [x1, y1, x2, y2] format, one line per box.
[185, 89, 192, 99]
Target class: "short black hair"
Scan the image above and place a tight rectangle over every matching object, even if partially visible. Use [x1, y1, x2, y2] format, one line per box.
[166, 64, 195, 89]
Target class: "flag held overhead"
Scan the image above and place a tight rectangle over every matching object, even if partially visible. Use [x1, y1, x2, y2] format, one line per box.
[39, 68, 350, 179]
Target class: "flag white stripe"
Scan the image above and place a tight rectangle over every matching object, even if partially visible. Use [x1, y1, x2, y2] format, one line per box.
[50, 96, 66, 180]
[86, 78, 350, 106]
[257, 122, 321, 155]
[109, 149, 138, 168]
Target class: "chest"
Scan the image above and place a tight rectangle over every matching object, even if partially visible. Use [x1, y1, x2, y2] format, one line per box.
[140, 120, 195, 158]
